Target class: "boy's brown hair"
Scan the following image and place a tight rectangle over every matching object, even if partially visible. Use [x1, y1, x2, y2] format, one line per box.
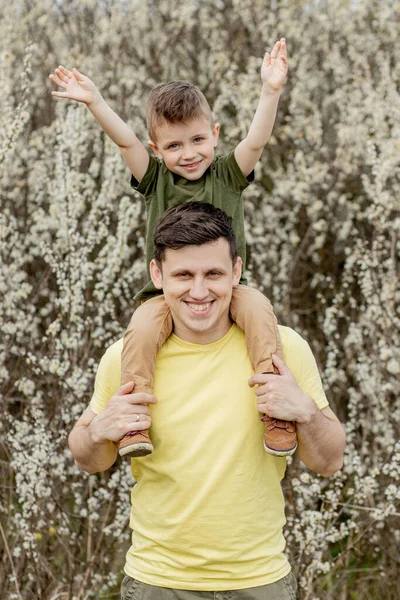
[146, 81, 214, 141]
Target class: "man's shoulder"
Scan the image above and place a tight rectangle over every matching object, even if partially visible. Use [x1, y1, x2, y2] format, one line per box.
[278, 325, 309, 350]
[98, 338, 123, 372]
[104, 337, 123, 359]
[278, 325, 317, 370]
[90, 338, 124, 414]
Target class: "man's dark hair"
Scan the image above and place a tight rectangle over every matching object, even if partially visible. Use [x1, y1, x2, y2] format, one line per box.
[153, 202, 238, 265]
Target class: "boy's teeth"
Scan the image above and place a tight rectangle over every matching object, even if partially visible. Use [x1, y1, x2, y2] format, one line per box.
[188, 303, 210, 312]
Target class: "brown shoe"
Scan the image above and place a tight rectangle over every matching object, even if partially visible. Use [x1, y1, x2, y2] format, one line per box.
[261, 415, 297, 457]
[118, 429, 154, 458]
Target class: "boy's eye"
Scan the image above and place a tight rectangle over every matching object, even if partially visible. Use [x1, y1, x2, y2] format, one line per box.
[168, 143, 180, 150]
[193, 137, 204, 143]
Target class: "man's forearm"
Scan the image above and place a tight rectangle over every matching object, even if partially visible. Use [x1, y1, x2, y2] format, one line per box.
[244, 85, 281, 151]
[297, 407, 346, 477]
[68, 424, 118, 474]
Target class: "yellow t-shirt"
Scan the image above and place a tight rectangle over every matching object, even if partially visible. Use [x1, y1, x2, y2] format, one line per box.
[90, 325, 328, 591]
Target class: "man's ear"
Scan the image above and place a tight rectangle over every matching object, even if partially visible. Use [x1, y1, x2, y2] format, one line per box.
[232, 256, 242, 285]
[150, 259, 163, 289]
[148, 140, 163, 160]
[212, 123, 220, 147]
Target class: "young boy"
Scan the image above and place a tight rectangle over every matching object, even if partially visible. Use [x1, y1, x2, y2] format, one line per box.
[49, 39, 296, 459]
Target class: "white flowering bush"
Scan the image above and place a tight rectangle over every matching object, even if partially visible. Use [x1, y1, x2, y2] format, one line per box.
[1, 1, 399, 598]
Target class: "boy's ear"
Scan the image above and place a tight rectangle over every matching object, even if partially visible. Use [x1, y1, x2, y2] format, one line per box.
[212, 123, 220, 147]
[150, 259, 163, 289]
[148, 140, 163, 160]
[232, 256, 242, 285]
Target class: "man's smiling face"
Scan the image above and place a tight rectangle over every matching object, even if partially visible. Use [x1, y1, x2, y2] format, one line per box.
[150, 238, 242, 344]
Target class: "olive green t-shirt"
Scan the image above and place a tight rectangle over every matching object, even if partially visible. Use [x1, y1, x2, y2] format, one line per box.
[131, 150, 254, 301]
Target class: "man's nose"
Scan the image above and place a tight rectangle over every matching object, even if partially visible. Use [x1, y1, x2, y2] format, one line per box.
[190, 278, 208, 299]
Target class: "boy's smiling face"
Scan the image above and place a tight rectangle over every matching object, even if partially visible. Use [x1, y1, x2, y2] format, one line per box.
[148, 115, 220, 180]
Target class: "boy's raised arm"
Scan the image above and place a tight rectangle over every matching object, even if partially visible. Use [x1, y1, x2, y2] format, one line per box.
[49, 66, 149, 183]
[234, 39, 288, 178]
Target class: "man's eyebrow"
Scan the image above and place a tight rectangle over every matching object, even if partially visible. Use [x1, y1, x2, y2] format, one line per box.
[169, 267, 192, 275]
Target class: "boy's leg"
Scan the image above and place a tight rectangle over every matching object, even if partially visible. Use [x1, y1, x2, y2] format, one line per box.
[119, 295, 173, 458]
[230, 285, 297, 457]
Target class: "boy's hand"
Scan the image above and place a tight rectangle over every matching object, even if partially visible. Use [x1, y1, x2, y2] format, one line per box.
[261, 38, 288, 92]
[49, 66, 101, 106]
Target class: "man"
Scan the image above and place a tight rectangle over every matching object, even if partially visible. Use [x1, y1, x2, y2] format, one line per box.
[69, 202, 346, 600]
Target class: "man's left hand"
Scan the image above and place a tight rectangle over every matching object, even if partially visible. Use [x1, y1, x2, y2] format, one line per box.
[248, 354, 318, 424]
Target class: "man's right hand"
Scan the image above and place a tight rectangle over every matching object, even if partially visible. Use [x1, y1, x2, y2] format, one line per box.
[88, 381, 157, 444]
[49, 65, 101, 106]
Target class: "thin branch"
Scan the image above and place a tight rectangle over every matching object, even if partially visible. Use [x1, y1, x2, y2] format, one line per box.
[0, 518, 23, 600]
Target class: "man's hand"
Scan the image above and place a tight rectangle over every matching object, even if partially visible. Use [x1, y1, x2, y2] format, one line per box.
[248, 354, 317, 424]
[261, 38, 288, 92]
[88, 381, 157, 444]
[49, 66, 101, 106]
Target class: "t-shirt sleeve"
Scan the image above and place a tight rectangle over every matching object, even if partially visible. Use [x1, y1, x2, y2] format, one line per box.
[89, 339, 123, 414]
[214, 150, 255, 192]
[279, 326, 329, 410]
[130, 154, 160, 198]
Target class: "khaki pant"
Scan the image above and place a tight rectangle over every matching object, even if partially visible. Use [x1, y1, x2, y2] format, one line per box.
[120, 572, 297, 600]
[121, 285, 284, 391]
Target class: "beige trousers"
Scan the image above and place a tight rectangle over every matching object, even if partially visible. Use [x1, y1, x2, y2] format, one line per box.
[121, 286, 284, 391]
[120, 572, 297, 599]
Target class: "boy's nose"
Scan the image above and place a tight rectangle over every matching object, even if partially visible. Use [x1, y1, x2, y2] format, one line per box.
[181, 146, 196, 161]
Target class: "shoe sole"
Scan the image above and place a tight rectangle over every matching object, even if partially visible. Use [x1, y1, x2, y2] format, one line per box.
[119, 442, 154, 458]
[264, 442, 298, 457]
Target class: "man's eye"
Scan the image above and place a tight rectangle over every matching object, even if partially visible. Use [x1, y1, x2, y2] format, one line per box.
[208, 271, 221, 277]
[176, 273, 190, 278]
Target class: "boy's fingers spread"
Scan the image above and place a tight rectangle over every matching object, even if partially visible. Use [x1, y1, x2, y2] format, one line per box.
[59, 65, 73, 77]
[270, 42, 280, 59]
[279, 43, 288, 59]
[50, 76, 67, 88]
[51, 92, 69, 98]
[73, 67, 85, 81]
[55, 69, 69, 83]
